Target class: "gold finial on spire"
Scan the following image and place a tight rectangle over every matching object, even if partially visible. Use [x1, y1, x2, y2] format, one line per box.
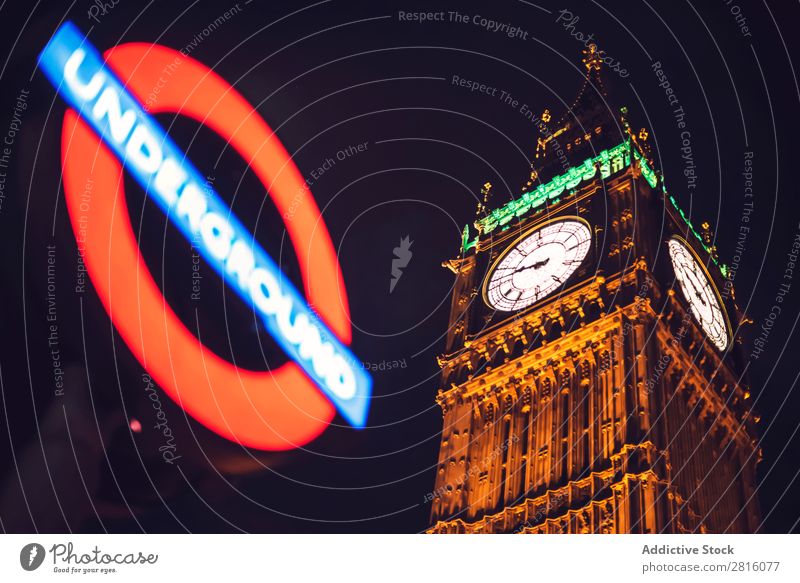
[476, 182, 492, 217]
[528, 168, 538, 184]
[524, 166, 538, 190]
[700, 221, 712, 245]
[700, 221, 719, 261]
[583, 43, 602, 72]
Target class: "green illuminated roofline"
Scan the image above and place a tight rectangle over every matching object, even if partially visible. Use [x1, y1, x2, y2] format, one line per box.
[665, 190, 728, 277]
[461, 140, 726, 278]
[474, 139, 657, 237]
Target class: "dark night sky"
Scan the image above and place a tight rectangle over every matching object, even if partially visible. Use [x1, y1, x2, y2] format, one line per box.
[0, 0, 798, 533]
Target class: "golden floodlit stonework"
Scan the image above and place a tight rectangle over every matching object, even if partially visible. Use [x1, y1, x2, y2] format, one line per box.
[428, 54, 760, 534]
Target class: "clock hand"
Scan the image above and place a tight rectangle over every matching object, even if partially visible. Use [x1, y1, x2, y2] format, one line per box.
[695, 290, 707, 306]
[682, 277, 707, 310]
[679, 269, 696, 294]
[686, 272, 707, 307]
[515, 257, 550, 274]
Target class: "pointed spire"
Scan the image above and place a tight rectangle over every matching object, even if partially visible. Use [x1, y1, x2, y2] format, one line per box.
[582, 43, 602, 73]
[576, 43, 608, 103]
[525, 45, 613, 190]
[542, 44, 610, 141]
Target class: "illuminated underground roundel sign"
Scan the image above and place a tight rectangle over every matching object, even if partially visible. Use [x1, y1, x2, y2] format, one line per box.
[39, 22, 371, 450]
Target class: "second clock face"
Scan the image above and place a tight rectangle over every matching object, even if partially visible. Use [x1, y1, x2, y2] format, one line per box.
[485, 219, 592, 312]
[668, 238, 729, 351]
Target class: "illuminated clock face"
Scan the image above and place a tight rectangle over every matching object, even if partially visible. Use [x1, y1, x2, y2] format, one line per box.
[485, 219, 592, 312]
[668, 238, 729, 351]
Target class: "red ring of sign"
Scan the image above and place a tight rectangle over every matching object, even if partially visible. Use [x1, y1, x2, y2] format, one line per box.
[61, 43, 351, 450]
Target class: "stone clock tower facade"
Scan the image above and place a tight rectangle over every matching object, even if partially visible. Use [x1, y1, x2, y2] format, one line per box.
[428, 50, 761, 534]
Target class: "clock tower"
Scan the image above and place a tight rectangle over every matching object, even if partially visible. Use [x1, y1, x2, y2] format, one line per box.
[428, 48, 761, 534]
